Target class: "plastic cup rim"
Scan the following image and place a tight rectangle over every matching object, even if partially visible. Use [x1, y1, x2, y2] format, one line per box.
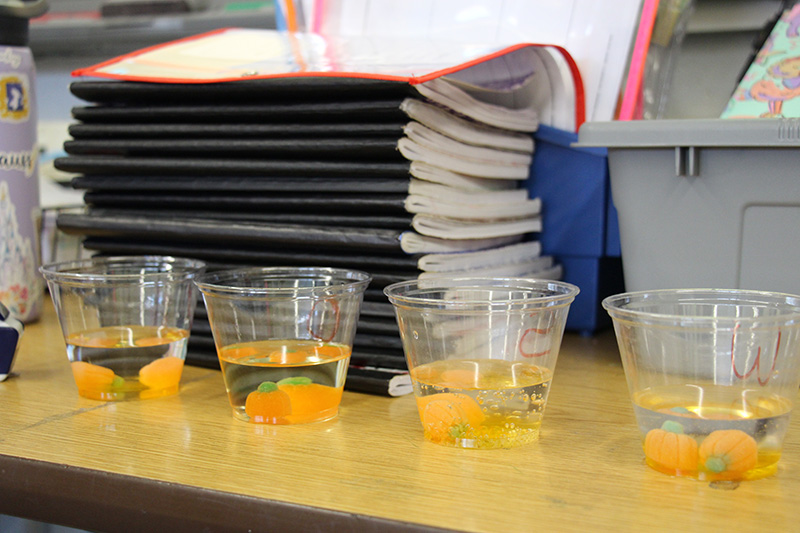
[194, 266, 372, 297]
[383, 276, 580, 309]
[602, 287, 800, 324]
[39, 255, 206, 284]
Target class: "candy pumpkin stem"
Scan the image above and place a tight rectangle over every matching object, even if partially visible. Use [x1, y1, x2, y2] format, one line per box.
[449, 423, 470, 439]
[661, 420, 685, 434]
[278, 376, 313, 386]
[705, 457, 727, 473]
[257, 381, 279, 393]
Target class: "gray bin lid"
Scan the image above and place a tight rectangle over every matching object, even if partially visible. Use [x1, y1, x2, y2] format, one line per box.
[575, 118, 800, 148]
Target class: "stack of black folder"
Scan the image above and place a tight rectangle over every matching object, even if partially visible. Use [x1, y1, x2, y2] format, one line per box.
[54, 76, 551, 396]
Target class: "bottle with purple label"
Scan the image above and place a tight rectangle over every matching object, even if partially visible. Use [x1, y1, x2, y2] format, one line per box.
[0, 0, 48, 323]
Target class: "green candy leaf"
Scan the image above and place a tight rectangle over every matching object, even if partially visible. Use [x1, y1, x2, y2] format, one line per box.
[661, 420, 685, 434]
[111, 376, 125, 389]
[705, 457, 727, 473]
[256, 381, 278, 393]
[278, 376, 312, 386]
[449, 423, 469, 439]
[670, 406, 691, 414]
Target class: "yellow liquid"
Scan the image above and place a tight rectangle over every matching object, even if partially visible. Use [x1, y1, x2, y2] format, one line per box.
[633, 384, 792, 480]
[410, 359, 553, 449]
[218, 339, 350, 424]
[66, 325, 189, 400]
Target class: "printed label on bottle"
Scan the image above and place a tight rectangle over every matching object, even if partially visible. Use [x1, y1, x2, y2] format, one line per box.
[0, 72, 30, 123]
[0, 45, 41, 322]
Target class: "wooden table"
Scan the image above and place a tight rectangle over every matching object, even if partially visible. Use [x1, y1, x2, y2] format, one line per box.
[1, 301, 797, 532]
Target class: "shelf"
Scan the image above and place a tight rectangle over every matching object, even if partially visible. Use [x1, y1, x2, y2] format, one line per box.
[686, 0, 782, 33]
[29, 0, 276, 57]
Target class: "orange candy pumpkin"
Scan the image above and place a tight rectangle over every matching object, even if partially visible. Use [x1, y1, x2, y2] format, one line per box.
[71, 361, 118, 390]
[416, 393, 485, 443]
[135, 336, 169, 348]
[277, 377, 343, 424]
[268, 350, 309, 365]
[698, 429, 758, 478]
[313, 344, 350, 359]
[69, 334, 119, 349]
[139, 357, 184, 390]
[70, 361, 125, 400]
[222, 345, 259, 359]
[644, 421, 698, 475]
[245, 381, 292, 424]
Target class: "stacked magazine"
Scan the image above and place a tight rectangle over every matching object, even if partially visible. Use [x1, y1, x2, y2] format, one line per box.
[53, 29, 583, 396]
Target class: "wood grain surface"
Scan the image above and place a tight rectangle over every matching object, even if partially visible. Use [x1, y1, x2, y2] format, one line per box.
[1, 301, 797, 532]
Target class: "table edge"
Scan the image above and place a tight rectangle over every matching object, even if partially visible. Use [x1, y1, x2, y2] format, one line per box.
[0, 454, 456, 533]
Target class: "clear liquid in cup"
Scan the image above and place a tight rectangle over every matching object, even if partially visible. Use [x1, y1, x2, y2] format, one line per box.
[66, 325, 189, 400]
[633, 384, 792, 480]
[410, 359, 553, 449]
[218, 339, 350, 424]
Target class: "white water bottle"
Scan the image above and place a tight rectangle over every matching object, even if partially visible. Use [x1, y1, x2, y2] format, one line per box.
[0, 0, 47, 323]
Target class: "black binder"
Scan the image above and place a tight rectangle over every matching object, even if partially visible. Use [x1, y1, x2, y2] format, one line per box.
[55, 155, 411, 177]
[63, 137, 404, 160]
[71, 100, 408, 123]
[67, 121, 407, 140]
[81, 236, 421, 270]
[69, 77, 413, 105]
[81, 191, 409, 214]
[70, 175, 413, 194]
[57, 212, 405, 252]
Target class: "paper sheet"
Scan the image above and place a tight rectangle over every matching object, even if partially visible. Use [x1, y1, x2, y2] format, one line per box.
[313, 0, 643, 122]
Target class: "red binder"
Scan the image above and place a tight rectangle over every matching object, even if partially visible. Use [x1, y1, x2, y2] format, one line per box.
[71, 27, 585, 132]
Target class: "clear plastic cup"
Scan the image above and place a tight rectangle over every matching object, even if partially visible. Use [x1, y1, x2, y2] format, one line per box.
[194, 267, 371, 425]
[384, 277, 579, 449]
[603, 289, 800, 481]
[40, 256, 205, 401]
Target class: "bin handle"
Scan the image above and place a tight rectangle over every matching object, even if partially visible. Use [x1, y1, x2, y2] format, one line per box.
[675, 146, 699, 177]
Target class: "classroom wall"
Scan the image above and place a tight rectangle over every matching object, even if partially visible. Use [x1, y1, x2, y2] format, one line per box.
[30, 0, 786, 122]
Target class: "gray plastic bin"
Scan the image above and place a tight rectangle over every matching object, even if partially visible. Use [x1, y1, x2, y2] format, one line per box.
[575, 118, 800, 295]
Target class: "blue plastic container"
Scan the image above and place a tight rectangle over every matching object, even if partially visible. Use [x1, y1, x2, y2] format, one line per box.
[527, 125, 624, 334]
